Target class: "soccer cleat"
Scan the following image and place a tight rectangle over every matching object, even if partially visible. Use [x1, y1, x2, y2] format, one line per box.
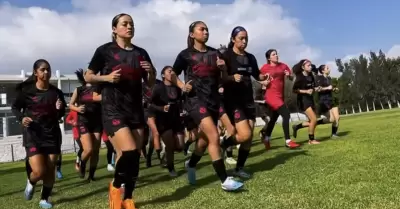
[56, 171, 63, 179]
[39, 200, 53, 209]
[221, 177, 244, 191]
[225, 157, 237, 165]
[233, 169, 251, 179]
[184, 160, 196, 185]
[122, 199, 136, 209]
[285, 140, 300, 149]
[109, 182, 122, 209]
[24, 179, 35, 201]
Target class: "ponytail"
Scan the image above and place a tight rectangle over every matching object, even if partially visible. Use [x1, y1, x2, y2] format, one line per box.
[75, 69, 86, 85]
[187, 35, 194, 48]
[16, 75, 35, 91]
[227, 42, 234, 49]
[111, 32, 116, 42]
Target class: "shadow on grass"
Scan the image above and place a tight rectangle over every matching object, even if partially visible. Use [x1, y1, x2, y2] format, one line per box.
[316, 130, 351, 142]
[54, 186, 108, 205]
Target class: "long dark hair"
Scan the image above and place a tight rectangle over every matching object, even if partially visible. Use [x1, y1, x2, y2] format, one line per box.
[318, 65, 326, 74]
[292, 59, 311, 76]
[111, 13, 131, 41]
[75, 68, 86, 85]
[265, 49, 277, 64]
[228, 26, 247, 49]
[187, 21, 205, 48]
[16, 59, 51, 91]
[161, 66, 173, 80]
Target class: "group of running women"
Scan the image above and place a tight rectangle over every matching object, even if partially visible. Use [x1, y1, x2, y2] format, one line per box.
[12, 13, 341, 209]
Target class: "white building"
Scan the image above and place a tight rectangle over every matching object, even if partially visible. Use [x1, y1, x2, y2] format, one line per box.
[0, 70, 80, 138]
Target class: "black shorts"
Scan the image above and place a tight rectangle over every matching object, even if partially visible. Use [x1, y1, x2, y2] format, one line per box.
[78, 114, 102, 134]
[25, 146, 61, 158]
[184, 115, 197, 131]
[298, 98, 315, 112]
[319, 100, 333, 115]
[185, 97, 219, 126]
[219, 103, 226, 118]
[224, 103, 256, 124]
[103, 117, 145, 137]
[156, 117, 182, 135]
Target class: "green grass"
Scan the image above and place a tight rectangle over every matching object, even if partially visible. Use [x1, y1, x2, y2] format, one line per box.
[1, 109, 400, 209]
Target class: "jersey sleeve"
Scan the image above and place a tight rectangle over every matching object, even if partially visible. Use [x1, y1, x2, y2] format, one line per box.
[88, 46, 106, 74]
[292, 75, 304, 92]
[172, 51, 187, 76]
[11, 90, 26, 122]
[56, 89, 66, 120]
[250, 54, 260, 80]
[149, 85, 164, 112]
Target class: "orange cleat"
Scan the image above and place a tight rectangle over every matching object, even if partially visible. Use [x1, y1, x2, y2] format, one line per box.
[109, 182, 122, 209]
[122, 199, 137, 209]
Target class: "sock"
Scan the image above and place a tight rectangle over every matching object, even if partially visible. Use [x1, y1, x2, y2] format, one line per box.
[76, 156, 80, 164]
[88, 167, 97, 179]
[236, 148, 250, 171]
[25, 159, 36, 185]
[309, 134, 315, 141]
[184, 140, 193, 152]
[226, 150, 233, 158]
[167, 163, 175, 172]
[124, 150, 140, 200]
[295, 123, 303, 129]
[212, 159, 228, 183]
[188, 153, 202, 168]
[317, 119, 325, 125]
[79, 160, 87, 177]
[332, 125, 338, 135]
[111, 153, 115, 165]
[156, 149, 162, 160]
[113, 156, 127, 188]
[222, 136, 236, 148]
[40, 185, 53, 201]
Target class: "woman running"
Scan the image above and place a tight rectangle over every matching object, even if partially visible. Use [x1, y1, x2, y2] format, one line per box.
[12, 59, 66, 209]
[103, 130, 116, 171]
[84, 13, 156, 209]
[69, 69, 102, 182]
[171, 20, 243, 191]
[293, 65, 340, 138]
[291, 59, 321, 144]
[149, 66, 183, 176]
[65, 110, 82, 171]
[317, 65, 340, 137]
[217, 86, 237, 165]
[218, 26, 269, 178]
[260, 49, 300, 149]
[142, 79, 163, 167]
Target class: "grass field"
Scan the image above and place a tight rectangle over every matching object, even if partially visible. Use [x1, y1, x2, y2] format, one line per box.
[1, 110, 400, 209]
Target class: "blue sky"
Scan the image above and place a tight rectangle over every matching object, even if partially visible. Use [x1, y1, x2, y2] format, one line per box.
[2, 0, 398, 75]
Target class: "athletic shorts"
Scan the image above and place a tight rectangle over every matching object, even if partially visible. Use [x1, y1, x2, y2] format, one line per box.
[78, 115, 102, 134]
[219, 103, 226, 118]
[319, 100, 333, 115]
[25, 146, 61, 158]
[103, 117, 145, 137]
[298, 98, 315, 112]
[156, 116, 183, 135]
[184, 115, 197, 131]
[224, 102, 256, 124]
[184, 97, 219, 126]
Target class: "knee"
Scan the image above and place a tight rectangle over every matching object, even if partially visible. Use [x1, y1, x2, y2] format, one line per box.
[84, 147, 93, 155]
[32, 167, 47, 179]
[237, 129, 252, 141]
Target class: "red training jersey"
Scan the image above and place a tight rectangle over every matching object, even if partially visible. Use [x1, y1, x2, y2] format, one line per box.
[260, 63, 291, 110]
[66, 111, 79, 139]
[102, 130, 109, 142]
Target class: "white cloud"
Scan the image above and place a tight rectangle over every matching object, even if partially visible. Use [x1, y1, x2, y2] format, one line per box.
[0, 0, 321, 76]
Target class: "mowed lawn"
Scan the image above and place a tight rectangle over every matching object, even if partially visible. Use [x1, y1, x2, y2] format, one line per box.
[1, 110, 400, 209]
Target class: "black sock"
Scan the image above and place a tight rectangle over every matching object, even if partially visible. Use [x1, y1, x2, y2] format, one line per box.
[226, 150, 233, 158]
[212, 159, 228, 183]
[124, 150, 140, 200]
[147, 146, 154, 159]
[188, 153, 202, 168]
[88, 167, 97, 179]
[113, 152, 129, 188]
[79, 160, 87, 178]
[309, 134, 315, 141]
[295, 123, 303, 129]
[167, 163, 175, 172]
[317, 119, 325, 125]
[332, 125, 338, 135]
[184, 140, 193, 152]
[222, 136, 236, 148]
[236, 148, 250, 171]
[56, 155, 62, 171]
[156, 149, 162, 160]
[40, 185, 53, 201]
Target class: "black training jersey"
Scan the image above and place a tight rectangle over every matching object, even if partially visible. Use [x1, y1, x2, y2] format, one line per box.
[12, 84, 66, 147]
[88, 42, 153, 119]
[316, 75, 333, 102]
[222, 48, 260, 104]
[150, 82, 182, 119]
[293, 73, 315, 103]
[142, 79, 162, 109]
[76, 85, 101, 121]
[172, 46, 222, 111]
